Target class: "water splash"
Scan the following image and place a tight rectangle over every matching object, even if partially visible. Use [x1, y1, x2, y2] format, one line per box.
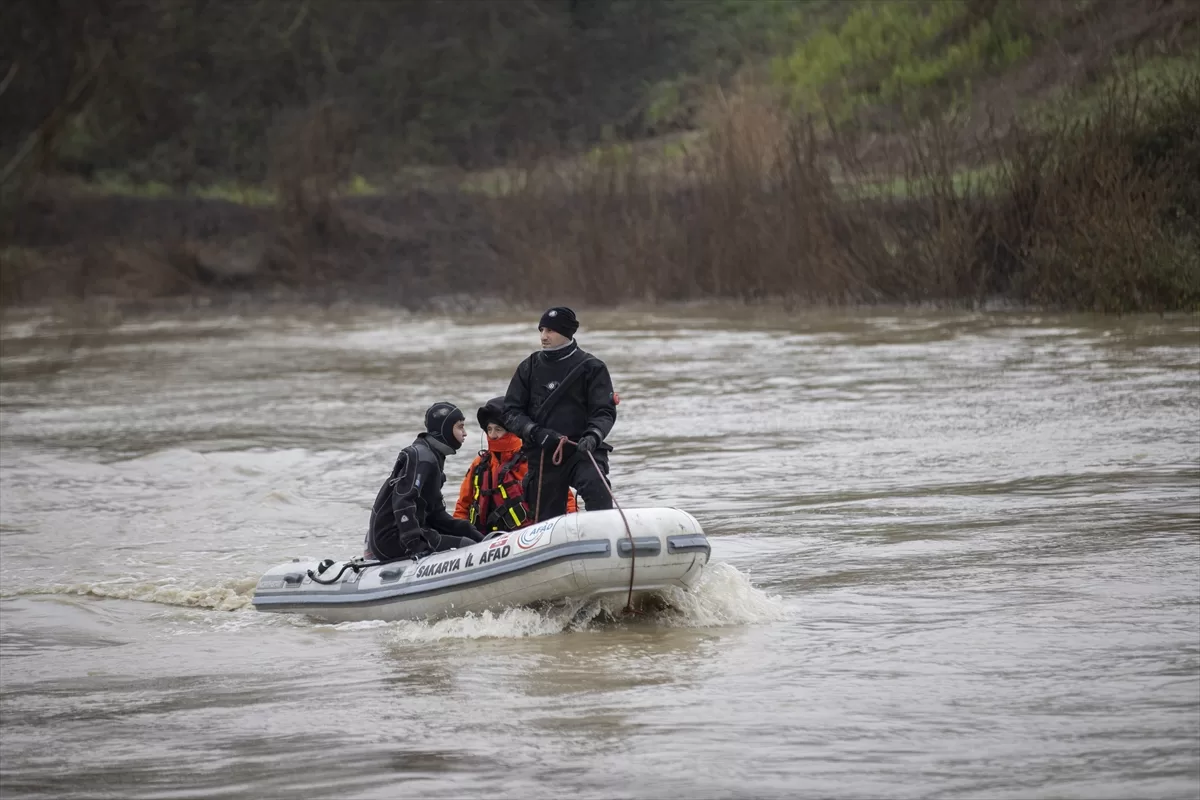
[378, 561, 787, 642]
[656, 561, 789, 627]
[384, 605, 578, 642]
[10, 577, 257, 612]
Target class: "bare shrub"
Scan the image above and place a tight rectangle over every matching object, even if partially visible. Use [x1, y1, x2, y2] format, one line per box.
[490, 87, 902, 306]
[983, 69, 1200, 310]
[489, 65, 1199, 312]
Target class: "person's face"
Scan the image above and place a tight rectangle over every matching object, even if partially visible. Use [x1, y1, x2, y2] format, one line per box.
[485, 423, 507, 441]
[540, 327, 570, 349]
[452, 419, 467, 444]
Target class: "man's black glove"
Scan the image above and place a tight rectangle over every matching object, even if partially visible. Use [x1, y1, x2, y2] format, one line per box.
[532, 426, 563, 452]
[577, 432, 599, 454]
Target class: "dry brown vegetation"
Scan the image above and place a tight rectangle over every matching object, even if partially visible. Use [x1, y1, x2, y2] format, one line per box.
[4, 70, 1196, 313]
[489, 71, 1200, 312]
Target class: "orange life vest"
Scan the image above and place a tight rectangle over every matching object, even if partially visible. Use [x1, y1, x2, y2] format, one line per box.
[467, 451, 531, 534]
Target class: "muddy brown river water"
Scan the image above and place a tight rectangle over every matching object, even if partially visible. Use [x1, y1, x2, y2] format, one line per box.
[1, 306, 1197, 799]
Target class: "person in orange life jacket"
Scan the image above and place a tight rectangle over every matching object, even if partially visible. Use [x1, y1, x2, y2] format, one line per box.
[364, 402, 483, 561]
[453, 397, 578, 534]
[502, 307, 617, 521]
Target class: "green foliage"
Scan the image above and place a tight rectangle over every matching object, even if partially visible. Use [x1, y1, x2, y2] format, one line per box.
[89, 174, 176, 199]
[848, 163, 1004, 200]
[772, 0, 1033, 125]
[190, 184, 278, 206]
[344, 175, 381, 197]
[1024, 54, 1200, 129]
[645, 80, 688, 130]
[84, 172, 386, 206]
[633, 0, 820, 136]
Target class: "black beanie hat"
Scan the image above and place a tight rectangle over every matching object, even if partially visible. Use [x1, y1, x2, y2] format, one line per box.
[538, 306, 579, 339]
[424, 401, 466, 451]
[476, 397, 506, 431]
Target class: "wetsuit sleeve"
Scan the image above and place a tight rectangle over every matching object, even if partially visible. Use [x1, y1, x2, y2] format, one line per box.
[427, 487, 482, 541]
[583, 363, 617, 442]
[453, 456, 480, 520]
[503, 356, 538, 440]
[418, 462, 482, 542]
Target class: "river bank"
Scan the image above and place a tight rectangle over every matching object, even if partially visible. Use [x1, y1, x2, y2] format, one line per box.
[4, 61, 1198, 315]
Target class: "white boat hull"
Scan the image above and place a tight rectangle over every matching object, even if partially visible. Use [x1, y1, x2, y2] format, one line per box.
[251, 507, 710, 623]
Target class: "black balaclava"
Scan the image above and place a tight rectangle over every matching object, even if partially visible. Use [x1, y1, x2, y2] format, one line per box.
[424, 402, 466, 452]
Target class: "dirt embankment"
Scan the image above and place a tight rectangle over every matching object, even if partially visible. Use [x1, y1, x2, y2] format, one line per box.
[2, 183, 504, 308]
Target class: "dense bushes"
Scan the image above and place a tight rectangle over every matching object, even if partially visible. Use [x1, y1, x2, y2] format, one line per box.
[771, 0, 1033, 127]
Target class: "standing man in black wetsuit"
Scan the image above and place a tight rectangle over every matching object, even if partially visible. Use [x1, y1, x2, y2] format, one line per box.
[502, 307, 617, 521]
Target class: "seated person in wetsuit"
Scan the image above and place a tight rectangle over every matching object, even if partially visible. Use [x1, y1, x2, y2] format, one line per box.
[364, 402, 483, 561]
[453, 397, 577, 536]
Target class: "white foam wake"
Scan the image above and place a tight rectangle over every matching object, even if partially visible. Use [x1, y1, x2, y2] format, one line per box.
[378, 561, 787, 642]
[383, 605, 578, 642]
[9, 576, 258, 612]
[4, 561, 786, 636]
[656, 561, 789, 627]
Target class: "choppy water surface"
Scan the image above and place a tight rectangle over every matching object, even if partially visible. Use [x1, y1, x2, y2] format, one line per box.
[1, 305, 1197, 799]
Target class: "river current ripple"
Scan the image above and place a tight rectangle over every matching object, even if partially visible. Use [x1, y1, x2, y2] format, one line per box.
[0, 306, 1197, 799]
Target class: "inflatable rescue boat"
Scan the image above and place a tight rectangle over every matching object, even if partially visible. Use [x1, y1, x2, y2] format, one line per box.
[251, 507, 710, 623]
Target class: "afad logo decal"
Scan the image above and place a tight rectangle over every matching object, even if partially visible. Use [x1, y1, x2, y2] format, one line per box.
[517, 521, 553, 550]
